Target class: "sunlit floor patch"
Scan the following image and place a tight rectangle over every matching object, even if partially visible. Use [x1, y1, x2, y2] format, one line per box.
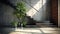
[1, 27, 60, 34]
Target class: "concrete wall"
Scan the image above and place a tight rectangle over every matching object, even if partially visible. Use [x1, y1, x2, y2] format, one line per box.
[0, 3, 18, 26]
[0, 0, 50, 26]
[8, 0, 50, 21]
[26, 0, 50, 21]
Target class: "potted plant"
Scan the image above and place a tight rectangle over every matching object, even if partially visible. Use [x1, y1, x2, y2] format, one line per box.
[11, 21, 18, 29]
[11, 1, 27, 28]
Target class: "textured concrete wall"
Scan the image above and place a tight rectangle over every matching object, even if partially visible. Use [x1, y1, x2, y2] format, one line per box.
[0, 0, 50, 26]
[26, 0, 50, 21]
[8, 0, 50, 21]
[0, 3, 18, 26]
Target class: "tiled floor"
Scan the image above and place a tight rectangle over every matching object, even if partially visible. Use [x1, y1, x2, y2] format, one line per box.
[0, 27, 60, 34]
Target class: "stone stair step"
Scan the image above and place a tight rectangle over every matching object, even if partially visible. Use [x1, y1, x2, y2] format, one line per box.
[36, 23, 56, 27]
[36, 23, 53, 25]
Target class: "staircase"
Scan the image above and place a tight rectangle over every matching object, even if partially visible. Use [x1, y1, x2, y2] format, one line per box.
[26, 16, 38, 25]
[0, 0, 56, 27]
[26, 16, 56, 27]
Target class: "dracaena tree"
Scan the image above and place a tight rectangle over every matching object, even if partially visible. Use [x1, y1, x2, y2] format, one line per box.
[11, 1, 27, 27]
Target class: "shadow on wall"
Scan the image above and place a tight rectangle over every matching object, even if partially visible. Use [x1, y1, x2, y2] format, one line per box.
[33, 0, 50, 21]
[31, 4, 47, 21]
[0, 0, 50, 26]
[26, 0, 50, 22]
[24, 0, 41, 12]
[0, 3, 18, 27]
[0, 0, 41, 26]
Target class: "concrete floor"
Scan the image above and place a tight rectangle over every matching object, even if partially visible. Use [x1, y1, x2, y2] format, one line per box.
[0, 27, 60, 34]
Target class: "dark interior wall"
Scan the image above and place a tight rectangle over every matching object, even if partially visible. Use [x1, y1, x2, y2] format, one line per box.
[50, 0, 58, 26]
[0, 3, 18, 26]
[0, 0, 51, 26]
[45, 0, 51, 20]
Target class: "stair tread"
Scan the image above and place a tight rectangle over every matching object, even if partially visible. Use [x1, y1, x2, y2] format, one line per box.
[36, 23, 53, 25]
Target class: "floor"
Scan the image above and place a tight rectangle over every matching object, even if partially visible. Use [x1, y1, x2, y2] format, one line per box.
[0, 27, 60, 34]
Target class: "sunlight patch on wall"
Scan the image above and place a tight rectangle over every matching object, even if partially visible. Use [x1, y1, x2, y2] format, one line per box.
[26, 0, 42, 17]
[26, 0, 47, 21]
[43, 0, 46, 5]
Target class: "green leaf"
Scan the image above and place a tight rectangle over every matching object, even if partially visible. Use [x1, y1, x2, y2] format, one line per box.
[11, 21, 18, 27]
